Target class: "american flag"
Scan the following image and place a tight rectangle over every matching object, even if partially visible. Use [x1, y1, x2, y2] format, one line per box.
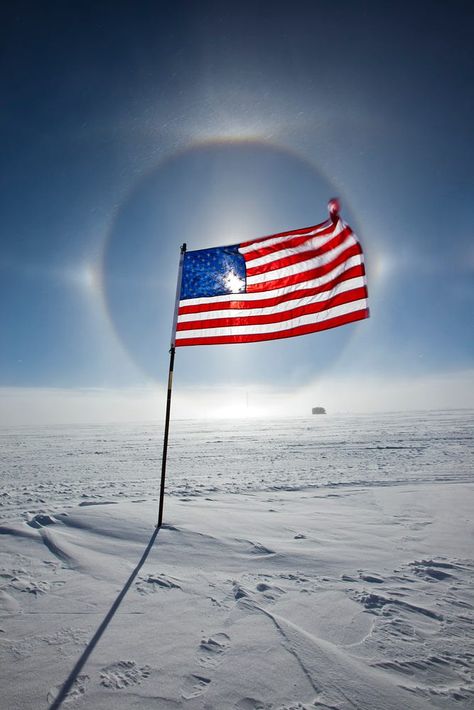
[175, 206, 368, 347]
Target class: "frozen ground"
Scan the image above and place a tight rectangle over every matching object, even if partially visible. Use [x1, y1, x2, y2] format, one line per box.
[0, 410, 473, 709]
[1, 410, 472, 517]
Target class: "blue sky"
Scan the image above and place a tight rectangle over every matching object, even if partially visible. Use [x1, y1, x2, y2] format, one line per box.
[1, 1, 473, 421]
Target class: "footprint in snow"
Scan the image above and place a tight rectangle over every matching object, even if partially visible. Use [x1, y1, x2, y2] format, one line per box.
[232, 577, 285, 607]
[236, 539, 274, 556]
[135, 573, 181, 594]
[47, 673, 89, 704]
[255, 581, 285, 602]
[183, 631, 230, 699]
[408, 559, 456, 581]
[181, 673, 211, 700]
[99, 660, 151, 689]
[27, 513, 57, 528]
[9, 574, 50, 595]
[233, 582, 251, 601]
[198, 632, 230, 668]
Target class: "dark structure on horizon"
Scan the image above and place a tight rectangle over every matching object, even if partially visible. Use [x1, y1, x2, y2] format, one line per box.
[312, 407, 326, 415]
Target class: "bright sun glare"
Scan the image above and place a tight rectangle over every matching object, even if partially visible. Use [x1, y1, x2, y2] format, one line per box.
[222, 268, 245, 293]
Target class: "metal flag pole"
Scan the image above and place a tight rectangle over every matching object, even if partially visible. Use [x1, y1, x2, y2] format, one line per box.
[157, 242, 187, 528]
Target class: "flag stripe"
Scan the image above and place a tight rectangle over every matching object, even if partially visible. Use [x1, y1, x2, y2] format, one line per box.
[177, 285, 367, 332]
[175, 308, 369, 346]
[239, 219, 333, 252]
[176, 297, 368, 341]
[178, 276, 366, 324]
[244, 227, 352, 277]
[247, 242, 362, 292]
[178, 258, 365, 312]
[246, 237, 359, 287]
[240, 222, 339, 261]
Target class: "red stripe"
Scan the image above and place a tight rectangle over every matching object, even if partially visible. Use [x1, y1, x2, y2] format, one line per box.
[245, 228, 352, 277]
[175, 309, 370, 346]
[178, 263, 366, 315]
[239, 219, 333, 249]
[247, 243, 363, 293]
[241, 223, 337, 261]
[177, 287, 367, 332]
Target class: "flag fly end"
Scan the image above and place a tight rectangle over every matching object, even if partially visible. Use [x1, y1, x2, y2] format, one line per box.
[328, 197, 340, 222]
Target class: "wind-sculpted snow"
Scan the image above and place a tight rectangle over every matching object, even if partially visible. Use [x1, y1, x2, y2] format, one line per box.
[1, 416, 473, 709]
[2, 487, 473, 709]
[0, 410, 472, 521]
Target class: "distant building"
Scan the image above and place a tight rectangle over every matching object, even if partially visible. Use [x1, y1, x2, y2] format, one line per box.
[312, 407, 326, 414]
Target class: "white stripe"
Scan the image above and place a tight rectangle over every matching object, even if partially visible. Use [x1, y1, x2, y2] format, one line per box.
[175, 298, 368, 340]
[238, 219, 334, 255]
[243, 221, 345, 270]
[179, 253, 364, 308]
[177, 276, 366, 323]
[246, 234, 357, 286]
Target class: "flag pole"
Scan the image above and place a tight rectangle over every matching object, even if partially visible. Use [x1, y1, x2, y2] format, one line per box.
[157, 242, 187, 528]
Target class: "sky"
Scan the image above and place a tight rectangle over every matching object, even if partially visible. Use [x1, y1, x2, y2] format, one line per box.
[1, 0, 473, 423]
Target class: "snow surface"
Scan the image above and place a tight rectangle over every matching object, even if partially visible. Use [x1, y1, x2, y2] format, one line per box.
[1, 411, 473, 709]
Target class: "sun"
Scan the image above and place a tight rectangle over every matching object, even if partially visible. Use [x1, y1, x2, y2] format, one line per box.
[222, 268, 245, 293]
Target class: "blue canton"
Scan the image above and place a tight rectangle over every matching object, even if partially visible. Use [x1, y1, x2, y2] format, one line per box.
[180, 245, 247, 300]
